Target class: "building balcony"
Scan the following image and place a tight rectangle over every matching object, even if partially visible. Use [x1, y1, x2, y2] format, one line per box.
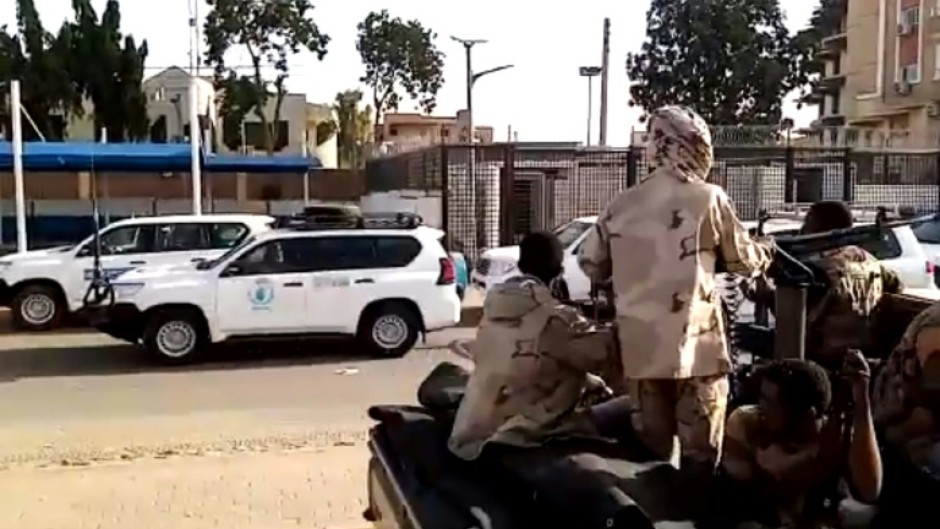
[819, 113, 846, 127]
[817, 31, 848, 58]
[816, 73, 847, 94]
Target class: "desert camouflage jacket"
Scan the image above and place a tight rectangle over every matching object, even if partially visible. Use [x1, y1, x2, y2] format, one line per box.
[448, 275, 618, 461]
[807, 245, 901, 366]
[873, 300, 940, 465]
[578, 105, 773, 380]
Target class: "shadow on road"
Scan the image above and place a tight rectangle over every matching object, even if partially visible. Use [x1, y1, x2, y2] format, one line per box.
[0, 339, 392, 381]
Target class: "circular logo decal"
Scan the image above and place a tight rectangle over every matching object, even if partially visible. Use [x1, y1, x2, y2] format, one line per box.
[249, 278, 275, 306]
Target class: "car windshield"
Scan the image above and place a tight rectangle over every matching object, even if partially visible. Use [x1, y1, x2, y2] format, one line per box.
[553, 221, 593, 248]
[912, 218, 940, 244]
[196, 235, 257, 270]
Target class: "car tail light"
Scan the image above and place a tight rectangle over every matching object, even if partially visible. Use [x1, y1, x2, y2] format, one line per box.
[438, 257, 456, 285]
[927, 261, 935, 275]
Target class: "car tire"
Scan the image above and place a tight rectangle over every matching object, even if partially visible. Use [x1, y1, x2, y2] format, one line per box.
[357, 302, 420, 358]
[142, 308, 208, 364]
[11, 283, 66, 331]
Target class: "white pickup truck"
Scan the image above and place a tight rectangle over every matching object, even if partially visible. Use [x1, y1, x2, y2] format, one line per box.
[471, 213, 937, 304]
[0, 214, 274, 331]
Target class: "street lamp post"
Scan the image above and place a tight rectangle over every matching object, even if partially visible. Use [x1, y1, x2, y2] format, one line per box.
[451, 36, 513, 253]
[579, 66, 602, 146]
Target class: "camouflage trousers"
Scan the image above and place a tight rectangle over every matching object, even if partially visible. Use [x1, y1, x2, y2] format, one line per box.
[627, 374, 730, 467]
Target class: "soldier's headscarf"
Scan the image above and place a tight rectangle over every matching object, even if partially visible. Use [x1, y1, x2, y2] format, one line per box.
[644, 105, 714, 183]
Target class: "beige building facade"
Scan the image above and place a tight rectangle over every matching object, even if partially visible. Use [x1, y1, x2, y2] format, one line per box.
[815, 0, 940, 144]
[374, 110, 495, 148]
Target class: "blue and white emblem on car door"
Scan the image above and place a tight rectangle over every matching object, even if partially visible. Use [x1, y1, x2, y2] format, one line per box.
[248, 278, 275, 310]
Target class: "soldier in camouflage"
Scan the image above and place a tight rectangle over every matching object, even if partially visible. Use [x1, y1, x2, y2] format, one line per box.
[800, 201, 903, 369]
[873, 299, 940, 466]
[577, 105, 773, 480]
[448, 232, 620, 461]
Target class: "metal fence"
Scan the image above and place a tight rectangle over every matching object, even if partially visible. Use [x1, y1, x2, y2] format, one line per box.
[366, 131, 940, 261]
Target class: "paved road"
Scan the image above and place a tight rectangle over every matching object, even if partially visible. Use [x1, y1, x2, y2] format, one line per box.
[0, 329, 475, 529]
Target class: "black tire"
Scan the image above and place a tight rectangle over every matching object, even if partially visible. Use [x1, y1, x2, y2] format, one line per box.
[357, 302, 420, 358]
[11, 283, 66, 331]
[142, 308, 208, 364]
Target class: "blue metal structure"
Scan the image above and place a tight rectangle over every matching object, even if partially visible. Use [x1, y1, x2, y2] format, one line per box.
[0, 141, 321, 173]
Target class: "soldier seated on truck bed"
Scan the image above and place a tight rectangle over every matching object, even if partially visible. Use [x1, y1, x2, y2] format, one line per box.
[750, 201, 902, 368]
[871, 300, 940, 526]
[710, 353, 882, 529]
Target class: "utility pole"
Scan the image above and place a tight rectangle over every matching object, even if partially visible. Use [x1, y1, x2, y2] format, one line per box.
[451, 36, 513, 254]
[599, 18, 611, 146]
[579, 66, 602, 146]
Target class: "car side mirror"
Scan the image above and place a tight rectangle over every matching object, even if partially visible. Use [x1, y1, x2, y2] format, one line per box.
[77, 246, 92, 258]
[221, 264, 243, 277]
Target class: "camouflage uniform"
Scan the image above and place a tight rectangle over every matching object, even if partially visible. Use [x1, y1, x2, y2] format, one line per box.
[806, 246, 901, 368]
[578, 105, 773, 466]
[448, 275, 619, 461]
[873, 300, 940, 466]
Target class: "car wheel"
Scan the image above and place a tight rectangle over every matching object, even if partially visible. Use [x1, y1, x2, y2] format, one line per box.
[358, 302, 420, 358]
[142, 308, 207, 364]
[11, 284, 65, 331]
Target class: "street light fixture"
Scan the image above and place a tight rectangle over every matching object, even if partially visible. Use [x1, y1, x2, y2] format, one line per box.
[579, 66, 602, 146]
[451, 36, 514, 254]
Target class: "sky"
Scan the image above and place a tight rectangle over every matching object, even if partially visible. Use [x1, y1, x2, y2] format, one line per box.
[2, 0, 817, 146]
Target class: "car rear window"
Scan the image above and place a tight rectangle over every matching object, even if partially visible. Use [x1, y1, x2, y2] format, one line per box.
[913, 219, 940, 244]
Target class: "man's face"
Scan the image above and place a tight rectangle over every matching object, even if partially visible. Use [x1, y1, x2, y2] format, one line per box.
[758, 381, 822, 440]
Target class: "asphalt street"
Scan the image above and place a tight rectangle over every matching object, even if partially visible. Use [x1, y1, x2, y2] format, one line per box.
[0, 327, 475, 529]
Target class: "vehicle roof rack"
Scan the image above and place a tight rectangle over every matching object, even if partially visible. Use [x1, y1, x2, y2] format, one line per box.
[282, 211, 425, 231]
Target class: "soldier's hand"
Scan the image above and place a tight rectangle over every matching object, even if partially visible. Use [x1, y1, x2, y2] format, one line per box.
[582, 373, 613, 406]
[842, 349, 872, 405]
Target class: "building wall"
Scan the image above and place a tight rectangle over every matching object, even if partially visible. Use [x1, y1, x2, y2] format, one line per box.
[0, 169, 365, 202]
[375, 111, 495, 147]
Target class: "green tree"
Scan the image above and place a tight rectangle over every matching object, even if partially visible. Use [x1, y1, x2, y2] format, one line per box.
[356, 10, 445, 124]
[333, 89, 373, 169]
[627, 0, 803, 127]
[68, 0, 150, 142]
[203, 0, 330, 154]
[0, 0, 83, 140]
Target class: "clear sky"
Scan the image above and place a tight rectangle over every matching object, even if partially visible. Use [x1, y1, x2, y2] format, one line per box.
[2, 0, 816, 146]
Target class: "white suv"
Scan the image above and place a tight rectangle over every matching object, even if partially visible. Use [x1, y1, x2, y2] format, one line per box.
[472, 214, 936, 304]
[0, 214, 274, 331]
[94, 215, 461, 363]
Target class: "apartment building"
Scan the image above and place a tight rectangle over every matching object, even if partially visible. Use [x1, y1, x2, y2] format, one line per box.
[374, 110, 495, 147]
[813, 0, 940, 144]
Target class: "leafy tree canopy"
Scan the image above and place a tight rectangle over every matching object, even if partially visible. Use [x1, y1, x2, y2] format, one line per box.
[0, 0, 148, 141]
[356, 9, 444, 124]
[332, 89, 373, 169]
[204, 0, 330, 154]
[627, 0, 803, 127]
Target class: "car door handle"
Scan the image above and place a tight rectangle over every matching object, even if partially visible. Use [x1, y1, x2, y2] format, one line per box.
[354, 278, 374, 284]
[282, 281, 303, 287]
[130, 260, 146, 265]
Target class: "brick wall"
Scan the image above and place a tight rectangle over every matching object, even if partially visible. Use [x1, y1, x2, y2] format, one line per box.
[0, 169, 365, 202]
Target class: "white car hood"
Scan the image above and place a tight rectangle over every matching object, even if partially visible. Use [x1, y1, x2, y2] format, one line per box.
[0, 247, 72, 267]
[481, 246, 520, 262]
[115, 263, 205, 284]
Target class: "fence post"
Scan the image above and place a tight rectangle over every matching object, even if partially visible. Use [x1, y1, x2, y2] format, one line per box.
[784, 146, 795, 203]
[626, 147, 639, 187]
[499, 144, 516, 247]
[440, 145, 450, 249]
[936, 149, 940, 212]
[842, 147, 854, 203]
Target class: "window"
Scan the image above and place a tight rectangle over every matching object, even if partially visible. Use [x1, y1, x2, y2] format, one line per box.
[553, 221, 593, 249]
[374, 237, 422, 267]
[80, 225, 156, 256]
[155, 223, 211, 252]
[232, 240, 298, 275]
[935, 44, 940, 80]
[905, 6, 921, 27]
[305, 237, 377, 271]
[913, 219, 940, 244]
[857, 231, 902, 260]
[210, 223, 250, 249]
